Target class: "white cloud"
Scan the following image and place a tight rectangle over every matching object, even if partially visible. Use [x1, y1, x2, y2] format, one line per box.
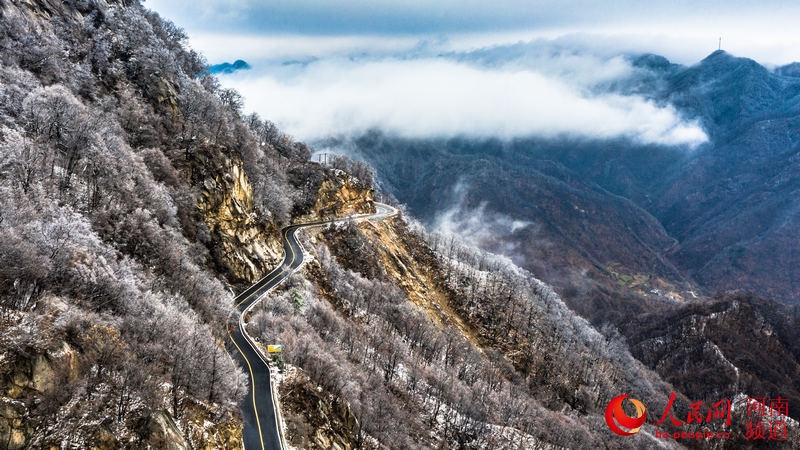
[433, 183, 538, 265]
[219, 54, 707, 146]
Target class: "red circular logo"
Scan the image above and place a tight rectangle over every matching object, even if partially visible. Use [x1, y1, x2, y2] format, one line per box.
[605, 395, 647, 436]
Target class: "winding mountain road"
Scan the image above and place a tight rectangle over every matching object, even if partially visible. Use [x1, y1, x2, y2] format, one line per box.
[227, 203, 398, 450]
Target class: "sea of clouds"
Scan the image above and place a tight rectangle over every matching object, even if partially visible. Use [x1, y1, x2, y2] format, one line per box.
[153, 0, 799, 147]
[209, 35, 708, 146]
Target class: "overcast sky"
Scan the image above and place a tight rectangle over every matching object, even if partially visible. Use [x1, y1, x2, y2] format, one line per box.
[146, 0, 796, 37]
[144, 1, 799, 144]
[147, 0, 800, 65]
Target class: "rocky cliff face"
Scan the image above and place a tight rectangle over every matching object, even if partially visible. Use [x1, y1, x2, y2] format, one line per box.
[347, 133, 697, 329]
[0, 398, 28, 450]
[145, 411, 189, 450]
[197, 149, 284, 285]
[310, 173, 375, 220]
[198, 153, 375, 285]
[0, 341, 78, 449]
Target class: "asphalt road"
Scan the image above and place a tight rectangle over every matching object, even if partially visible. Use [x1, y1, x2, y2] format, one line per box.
[227, 203, 397, 450]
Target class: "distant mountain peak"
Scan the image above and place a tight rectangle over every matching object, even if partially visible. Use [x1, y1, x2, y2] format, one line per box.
[699, 49, 737, 65]
[699, 50, 754, 67]
[707, 49, 729, 58]
[692, 50, 771, 79]
[209, 59, 251, 74]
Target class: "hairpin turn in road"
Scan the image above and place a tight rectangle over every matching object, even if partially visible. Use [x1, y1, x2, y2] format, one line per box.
[226, 203, 398, 450]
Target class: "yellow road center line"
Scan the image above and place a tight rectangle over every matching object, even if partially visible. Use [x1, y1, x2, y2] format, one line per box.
[235, 227, 296, 308]
[228, 325, 266, 450]
[236, 267, 284, 308]
[286, 227, 296, 266]
[229, 208, 395, 448]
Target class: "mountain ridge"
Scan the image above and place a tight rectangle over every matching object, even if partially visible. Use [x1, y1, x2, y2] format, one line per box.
[348, 49, 800, 307]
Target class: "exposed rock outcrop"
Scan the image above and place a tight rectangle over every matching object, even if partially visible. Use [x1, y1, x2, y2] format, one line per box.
[197, 149, 284, 284]
[0, 341, 78, 448]
[198, 152, 375, 285]
[0, 398, 29, 450]
[147, 410, 189, 450]
[2, 341, 78, 399]
[0, 341, 233, 450]
[183, 400, 244, 449]
[623, 292, 800, 423]
[279, 368, 359, 450]
[311, 174, 375, 220]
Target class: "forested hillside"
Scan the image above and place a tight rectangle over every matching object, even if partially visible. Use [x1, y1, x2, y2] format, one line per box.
[251, 218, 684, 448]
[0, 0, 334, 446]
[251, 215, 799, 448]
